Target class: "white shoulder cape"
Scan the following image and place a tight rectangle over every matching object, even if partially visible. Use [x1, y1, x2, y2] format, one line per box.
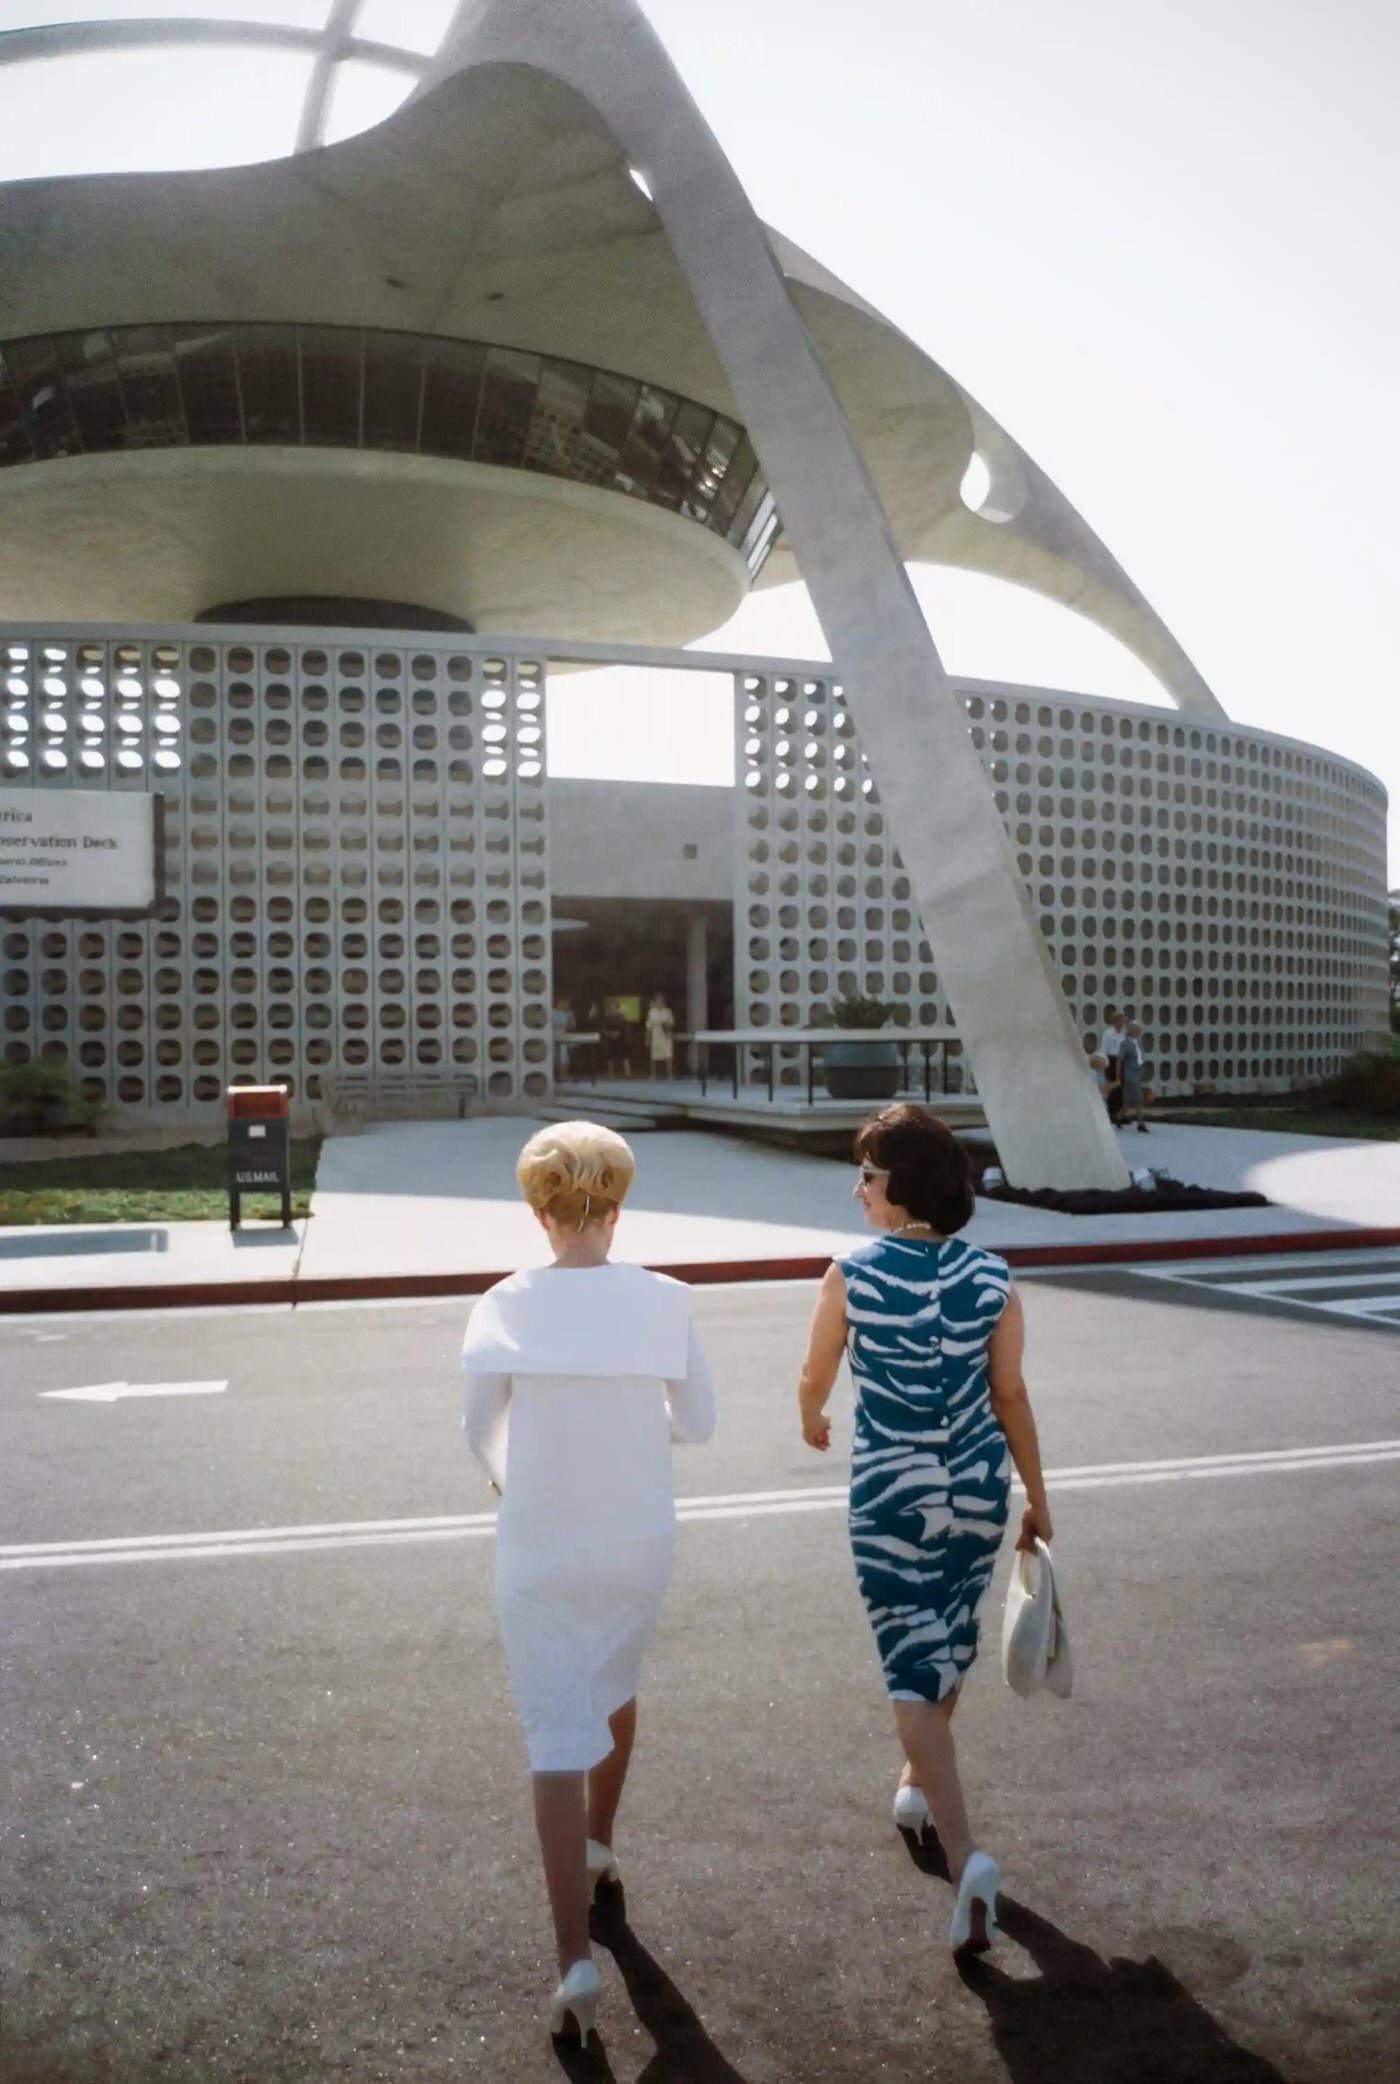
[460, 1263, 691, 1379]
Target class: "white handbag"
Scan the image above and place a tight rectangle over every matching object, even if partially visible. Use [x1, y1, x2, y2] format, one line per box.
[1001, 1537, 1073, 1699]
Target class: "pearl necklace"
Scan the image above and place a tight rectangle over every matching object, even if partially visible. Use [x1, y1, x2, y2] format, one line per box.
[891, 1221, 938, 1237]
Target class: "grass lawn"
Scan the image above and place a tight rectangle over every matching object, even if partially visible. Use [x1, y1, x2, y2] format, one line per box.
[0, 1139, 322, 1226]
[1153, 1107, 1400, 1142]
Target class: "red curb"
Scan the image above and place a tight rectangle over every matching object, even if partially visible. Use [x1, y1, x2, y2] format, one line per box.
[654, 1226, 1400, 1280]
[0, 1268, 504, 1316]
[4, 1224, 1400, 1314]
[0, 1277, 299, 1315]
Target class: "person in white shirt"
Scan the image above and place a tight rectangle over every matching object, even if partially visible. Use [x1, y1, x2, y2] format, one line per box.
[460, 1121, 716, 2046]
[1119, 1021, 1148, 1131]
[645, 991, 676, 1078]
[1097, 1010, 1126, 1120]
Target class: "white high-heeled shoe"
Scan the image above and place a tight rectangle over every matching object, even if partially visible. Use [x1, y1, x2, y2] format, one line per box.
[548, 1959, 601, 2044]
[949, 1851, 1000, 1954]
[586, 1838, 621, 1897]
[893, 1783, 931, 1833]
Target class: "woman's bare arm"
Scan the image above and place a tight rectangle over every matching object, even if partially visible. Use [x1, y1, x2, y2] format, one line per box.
[797, 1262, 848, 1451]
[461, 1368, 510, 1495]
[665, 1320, 717, 1444]
[987, 1286, 1054, 1551]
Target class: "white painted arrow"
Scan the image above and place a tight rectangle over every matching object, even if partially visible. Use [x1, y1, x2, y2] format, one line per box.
[41, 1381, 228, 1404]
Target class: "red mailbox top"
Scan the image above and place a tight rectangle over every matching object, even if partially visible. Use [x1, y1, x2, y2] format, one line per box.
[226, 1084, 289, 1121]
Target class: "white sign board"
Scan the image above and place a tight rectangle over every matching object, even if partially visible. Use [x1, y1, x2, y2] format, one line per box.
[0, 788, 162, 916]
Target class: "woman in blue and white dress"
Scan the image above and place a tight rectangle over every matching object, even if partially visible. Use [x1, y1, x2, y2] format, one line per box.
[797, 1104, 1054, 1955]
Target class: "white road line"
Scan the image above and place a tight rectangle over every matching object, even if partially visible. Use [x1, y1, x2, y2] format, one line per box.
[8, 1442, 1387, 1558]
[3, 1440, 1397, 1573]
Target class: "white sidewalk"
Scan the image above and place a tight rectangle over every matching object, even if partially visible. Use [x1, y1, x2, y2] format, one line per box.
[3, 1118, 1394, 1302]
[298, 1118, 1400, 1276]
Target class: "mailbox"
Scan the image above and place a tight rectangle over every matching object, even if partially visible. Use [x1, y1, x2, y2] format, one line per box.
[226, 1083, 292, 1231]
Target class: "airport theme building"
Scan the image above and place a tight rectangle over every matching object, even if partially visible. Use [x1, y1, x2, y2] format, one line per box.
[0, 4, 1389, 1180]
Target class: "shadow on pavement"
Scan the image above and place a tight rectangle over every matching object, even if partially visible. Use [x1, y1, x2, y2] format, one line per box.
[0, 1226, 167, 1259]
[959, 1896, 1292, 2084]
[550, 1881, 748, 2082]
[898, 1816, 951, 1881]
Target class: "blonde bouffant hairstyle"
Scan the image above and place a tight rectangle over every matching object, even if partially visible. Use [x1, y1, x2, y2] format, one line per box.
[516, 1120, 636, 1233]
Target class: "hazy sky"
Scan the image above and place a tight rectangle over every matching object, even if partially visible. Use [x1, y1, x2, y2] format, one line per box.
[2, 0, 1396, 874]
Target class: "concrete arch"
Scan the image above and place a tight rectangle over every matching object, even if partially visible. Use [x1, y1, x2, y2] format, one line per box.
[414, 0, 1130, 1188]
[757, 228, 1224, 722]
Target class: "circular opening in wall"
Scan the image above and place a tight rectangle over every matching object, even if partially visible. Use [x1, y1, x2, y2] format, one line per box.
[958, 449, 1025, 525]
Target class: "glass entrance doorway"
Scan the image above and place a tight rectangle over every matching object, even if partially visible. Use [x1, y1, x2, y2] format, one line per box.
[551, 897, 731, 1079]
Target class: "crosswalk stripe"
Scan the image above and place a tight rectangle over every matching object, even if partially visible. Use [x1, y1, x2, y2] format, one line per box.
[1135, 1251, 1400, 1282]
[1130, 1248, 1400, 1327]
[1232, 1271, 1400, 1295]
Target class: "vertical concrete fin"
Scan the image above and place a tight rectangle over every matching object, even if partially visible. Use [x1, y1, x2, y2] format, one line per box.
[420, 0, 1131, 1187]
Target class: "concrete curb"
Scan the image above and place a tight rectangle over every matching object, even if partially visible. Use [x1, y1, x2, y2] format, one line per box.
[4, 1224, 1400, 1315]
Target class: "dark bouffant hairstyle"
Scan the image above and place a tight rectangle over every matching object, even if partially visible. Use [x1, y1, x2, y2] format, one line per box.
[853, 1103, 975, 1235]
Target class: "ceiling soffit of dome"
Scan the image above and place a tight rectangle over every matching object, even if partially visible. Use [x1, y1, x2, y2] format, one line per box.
[0, 53, 1215, 710]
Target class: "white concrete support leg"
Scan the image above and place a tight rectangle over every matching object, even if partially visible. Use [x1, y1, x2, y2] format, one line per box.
[685, 909, 709, 1077]
[427, 1, 1129, 1187]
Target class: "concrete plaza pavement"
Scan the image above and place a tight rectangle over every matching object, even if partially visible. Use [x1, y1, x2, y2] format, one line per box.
[1, 1117, 1398, 1307]
[3, 1271, 1398, 2082]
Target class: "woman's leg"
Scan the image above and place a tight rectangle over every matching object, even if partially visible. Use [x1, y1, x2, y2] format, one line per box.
[893, 1697, 976, 1880]
[586, 1697, 637, 1849]
[532, 1770, 590, 1972]
[897, 1682, 959, 1792]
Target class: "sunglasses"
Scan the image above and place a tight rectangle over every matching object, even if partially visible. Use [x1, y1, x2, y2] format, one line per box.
[856, 1165, 890, 1185]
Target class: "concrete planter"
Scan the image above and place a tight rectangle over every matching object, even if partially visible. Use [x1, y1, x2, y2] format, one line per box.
[821, 1038, 901, 1101]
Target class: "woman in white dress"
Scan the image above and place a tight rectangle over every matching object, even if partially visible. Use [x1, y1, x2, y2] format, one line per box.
[460, 1121, 716, 2046]
[645, 992, 675, 1078]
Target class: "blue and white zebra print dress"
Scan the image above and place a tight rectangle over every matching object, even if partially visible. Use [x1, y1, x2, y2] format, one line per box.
[836, 1232, 1013, 1704]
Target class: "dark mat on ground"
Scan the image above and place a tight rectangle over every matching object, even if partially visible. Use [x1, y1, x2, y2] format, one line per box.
[980, 1176, 1271, 1216]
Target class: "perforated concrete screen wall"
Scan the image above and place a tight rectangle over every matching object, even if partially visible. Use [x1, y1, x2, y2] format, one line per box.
[0, 631, 551, 1116]
[735, 672, 1389, 1095]
[0, 627, 1388, 1122]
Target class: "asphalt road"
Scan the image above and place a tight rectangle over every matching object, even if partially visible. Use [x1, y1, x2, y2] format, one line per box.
[2, 1268, 1398, 2084]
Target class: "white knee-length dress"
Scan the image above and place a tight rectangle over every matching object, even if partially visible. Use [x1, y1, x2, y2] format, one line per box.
[460, 1262, 716, 1771]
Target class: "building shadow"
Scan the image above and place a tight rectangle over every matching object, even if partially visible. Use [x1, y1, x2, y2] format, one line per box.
[550, 1881, 750, 2082]
[958, 1896, 1293, 2084]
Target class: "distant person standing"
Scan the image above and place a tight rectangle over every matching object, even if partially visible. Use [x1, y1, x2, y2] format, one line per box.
[1097, 1009, 1126, 1121]
[1119, 1021, 1148, 1132]
[645, 992, 675, 1080]
[598, 998, 629, 1080]
[552, 996, 576, 1080]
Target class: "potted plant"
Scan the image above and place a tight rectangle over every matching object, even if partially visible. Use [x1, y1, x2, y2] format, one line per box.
[0, 1059, 100, 1137]
[814, 993, 901, 1101]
